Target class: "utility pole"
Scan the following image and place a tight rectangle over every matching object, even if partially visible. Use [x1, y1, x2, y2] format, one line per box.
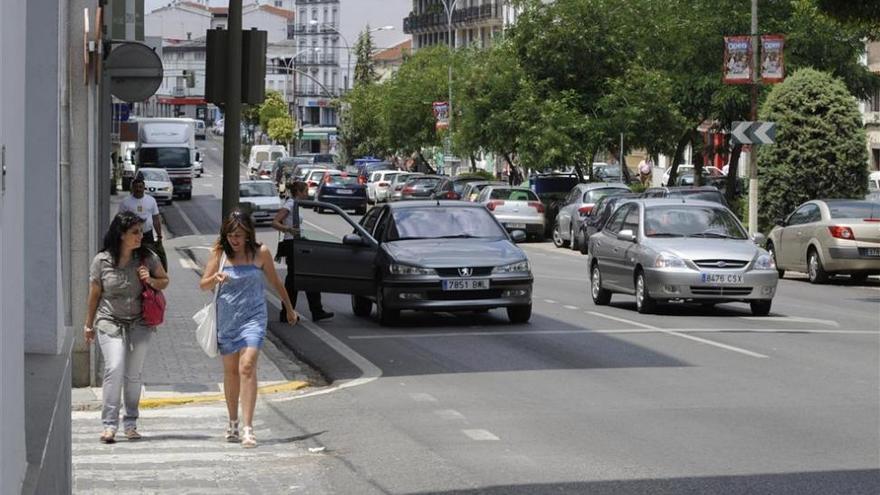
[443, 0, 458, 176]
[222, 0, 242, 220]
[748, 0, 759, 235]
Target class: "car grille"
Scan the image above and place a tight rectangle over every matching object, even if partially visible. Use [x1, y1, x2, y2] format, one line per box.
[689, 286, 753, 296]
[692, 259, 749, 269]
[425, 289, 503, 301]
[435, 267, 493, 277]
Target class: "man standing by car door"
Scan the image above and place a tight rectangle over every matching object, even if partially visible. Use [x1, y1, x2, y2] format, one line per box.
[272, 181, 335, 323]
[118, 177, 167, 270]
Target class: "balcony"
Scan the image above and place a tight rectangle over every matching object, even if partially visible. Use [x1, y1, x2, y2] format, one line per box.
[295, 84, 339, 97]
[404, 3, 501, 34]
[865, 111, 880, 126]
[294, 54, 339, 66]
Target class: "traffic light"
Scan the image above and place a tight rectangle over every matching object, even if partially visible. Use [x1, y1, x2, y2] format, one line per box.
[298, 128, 304, 140]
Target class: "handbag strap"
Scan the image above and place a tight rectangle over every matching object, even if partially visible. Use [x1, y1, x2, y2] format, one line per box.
[212, 252, 227, 303]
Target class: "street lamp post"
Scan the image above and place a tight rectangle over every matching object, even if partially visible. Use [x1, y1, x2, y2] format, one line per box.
[309, 20, 394, 91]
[441, 0, 459, 175]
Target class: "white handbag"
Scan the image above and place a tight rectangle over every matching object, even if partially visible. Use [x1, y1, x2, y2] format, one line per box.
[193, 253, 226, 358]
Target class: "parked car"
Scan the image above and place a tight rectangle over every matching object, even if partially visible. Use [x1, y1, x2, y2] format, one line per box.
[389, 172, 422, 201]
[766, 199, 880, 283]
[367, 170, 404, 204]
[399, 175, 447, 201]
[662, 164, 724, 185]
[315, 174, 368, 215]
[250, 160, 275, 181]
[451, 174, 494, 197]
[588, 199, 778, 315]
[356, 161, 396, 185]
[136, 168, 174, 205]
[478, 186, 546, 240]
[461, 181, 508, 202]
[247, 145, 287, 178]
[642, 186, 729, 207]
[273, 156, 313, 186]
[192, 148, 204, 177]
[300, 153, 336, 166]
[574, 193, 640, 254]
[239, 180, 282, 224]
[303, 169, 340, 198]
[429, 177, 461, 200]
[552, 182, 630, 248]
[290, 200, 533, 325]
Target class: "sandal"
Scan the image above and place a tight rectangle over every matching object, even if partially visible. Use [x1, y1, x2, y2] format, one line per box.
[100, 428, 116, 444]
[124, 427, 142, 441]
[225, 420, 240, 442]
[241, 426, 257, 448]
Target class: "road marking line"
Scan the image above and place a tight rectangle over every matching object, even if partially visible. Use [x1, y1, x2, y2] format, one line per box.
[264, 291, 382, 402]
[303, 219, 338, 237]
[435, 409, 466, 420]
[587, 311, 768, 358]
[563, 305, 579, 310]
[173, 200, 200, 235]
[462, 429, 499, 441]
[740, 316, 840, 327]
[410, 393, 438, 402]
[348, 328, 878, 340]
[544, 299, 558, 304]
[178, 257, 200, 270]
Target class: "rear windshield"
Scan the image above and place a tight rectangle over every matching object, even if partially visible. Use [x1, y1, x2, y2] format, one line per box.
[271, 151, 285, 161]
[327, 176, 360, 186]
[390, 207, 507, 240]
[409, 178, 442, 187]
[827, 201, 880, 219]
[583, 187, 629, 203]
[668, 190, 727, 205]
[490, 189, 539, 201]
[240, 182, 276, 197]
[255, 151, 269, 162]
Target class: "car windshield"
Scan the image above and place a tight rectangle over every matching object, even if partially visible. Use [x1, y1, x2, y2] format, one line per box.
[409, 178, 442, 187]
[827, 200, 880, 219]
[644, 205, 747, 239]
[255, 151, 269, 162]
[489, 188, 539, 201]
[138, 170, 167, 182]
[259, 161, 274, 171]
[390, 207, 507, 240]
[327, 176, 360, 186]
[270, 151, 285, 161]
[239, 182, 276, 197]
[138, 147, 191, 168]
[667, 190, 726, 205]
[583, 187, 628, 203]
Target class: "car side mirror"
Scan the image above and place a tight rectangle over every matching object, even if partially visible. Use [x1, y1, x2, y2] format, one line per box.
[751, 232, 766, 246]
[510, 230, 527, 243]
[774, 217, 786, 226]
[617, 229, 636, 243]
[195, 152, 201, 162]
[342, 233, 368, 247]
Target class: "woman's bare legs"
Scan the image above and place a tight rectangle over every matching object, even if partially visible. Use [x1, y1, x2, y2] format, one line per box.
[222, 352, 241, 422]
[238, 347, 260, 428]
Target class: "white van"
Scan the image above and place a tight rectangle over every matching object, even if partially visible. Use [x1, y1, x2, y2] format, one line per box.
[194, 119, 206, 140]
[247, 145, 287, 178]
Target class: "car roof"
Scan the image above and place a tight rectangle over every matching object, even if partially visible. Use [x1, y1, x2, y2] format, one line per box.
[240, 180, 275, 185]
[386, 200, 485, 210]
[578, 182, 630, 190]
[136, 167, 167, 173]
[633, 198, 728, 208]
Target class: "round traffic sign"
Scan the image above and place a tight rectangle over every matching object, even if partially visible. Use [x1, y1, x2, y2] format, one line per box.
[105, 42, 163, 102]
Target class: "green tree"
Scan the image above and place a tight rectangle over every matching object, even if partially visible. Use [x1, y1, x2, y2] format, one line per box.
[353, 26, 378, 87]
[267, 116, 294, 144]
[258, 90, 288, 133]
[337, 81, 391, 162]
[757, 68, 868, 232]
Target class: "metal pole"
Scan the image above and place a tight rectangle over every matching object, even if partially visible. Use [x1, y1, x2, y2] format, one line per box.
[444, 0, 457, 176]
[748, 0, 759, 235]
[222, 0, 242, 220]
[619, 133, 624, 183]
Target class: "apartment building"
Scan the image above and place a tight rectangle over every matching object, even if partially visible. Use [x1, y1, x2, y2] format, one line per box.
[403, 0, 504, 50]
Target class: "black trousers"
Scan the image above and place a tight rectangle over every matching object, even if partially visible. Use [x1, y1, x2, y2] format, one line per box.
[142, 230, 168, 271]
[283, 253, 323, 318]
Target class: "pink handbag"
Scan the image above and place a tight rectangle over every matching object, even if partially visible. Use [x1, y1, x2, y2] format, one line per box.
[140, 260, 166, 327]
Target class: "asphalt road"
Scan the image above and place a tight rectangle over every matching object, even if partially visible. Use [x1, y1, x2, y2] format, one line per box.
[161, 135, 880, 494]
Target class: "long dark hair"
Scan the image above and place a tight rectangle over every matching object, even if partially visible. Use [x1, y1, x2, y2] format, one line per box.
[216, 209, 261, 259]
[102, 211, 149, 266]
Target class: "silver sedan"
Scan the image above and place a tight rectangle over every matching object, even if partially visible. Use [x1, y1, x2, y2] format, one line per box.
[588, 199, 778, 315]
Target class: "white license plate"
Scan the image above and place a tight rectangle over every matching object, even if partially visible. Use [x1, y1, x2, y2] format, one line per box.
[700, 273, 744, 284]
[506, 223, 527, 229]
[335, 189, 353, 195]
[442, 279, 490, 291]
[864, 248, 880, 257]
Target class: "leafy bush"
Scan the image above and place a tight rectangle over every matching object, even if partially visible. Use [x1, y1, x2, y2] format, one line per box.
[455, 170, 495, 180]
[758, 68, 868, 232]
[628, 183, 647, 194]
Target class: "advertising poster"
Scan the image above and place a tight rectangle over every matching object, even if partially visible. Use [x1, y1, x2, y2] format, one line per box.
[433, 101, 449, 130]
[761, 35, 785, 83]
[723, 36, 752, 84]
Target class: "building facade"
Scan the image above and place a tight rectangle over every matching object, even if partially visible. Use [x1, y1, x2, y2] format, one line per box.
[146, 1, 296, 43]
[373, 39, 413, 82]
[404, 0, 504, 50]
[861, 41, 880, 171]
[292, 0, 342, 137]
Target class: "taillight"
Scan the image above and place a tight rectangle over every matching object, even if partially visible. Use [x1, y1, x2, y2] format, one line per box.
[378, 182, 390, 188]
[444, 191, 460, 200]
[578, 205, 593, 215]
[864, 218, 880, 222]
[358, 176, 366, 184]
[529, 201, 545, 213]
[828, 226, 855, 240]
[487, 200, 505, 211]
[308, 181, 317, 187]
[402, 186, 414, 194]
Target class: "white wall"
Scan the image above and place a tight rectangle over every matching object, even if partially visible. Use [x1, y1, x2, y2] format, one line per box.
[244, 9, 290, 43]
[0, 0, 28, 491]
[145, 7, 211, 40]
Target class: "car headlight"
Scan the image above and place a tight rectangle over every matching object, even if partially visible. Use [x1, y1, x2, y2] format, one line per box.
[492, 260, 530, 274]
[752, 253, 776, 270]
[654, 252, 688, 269]
[160, 187, 170, 191]
[389, 264, 436, 276]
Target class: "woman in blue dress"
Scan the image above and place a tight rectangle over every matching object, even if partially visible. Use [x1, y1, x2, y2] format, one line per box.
[200, 210, 299, 448]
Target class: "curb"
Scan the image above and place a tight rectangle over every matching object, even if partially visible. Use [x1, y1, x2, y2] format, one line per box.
[136, 380, 310, 409]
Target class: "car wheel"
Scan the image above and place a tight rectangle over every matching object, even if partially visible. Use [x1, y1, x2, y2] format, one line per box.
[807, 248, 829, 284]
[351, 295, 372, 317]
[506, 304, 531, 324]
[356, 207, 367, 216]
[750, 299, 772, 316]
[579, 232, 589, 255]
[635, 270, 656, 314]
[569, 226, 578, 251]
[552, 222, 565, 248]
[375, 287, 399, 326]
[183, 192, 192, 200]
[590, 263, 612, 305]
[766, 242, 784, 279]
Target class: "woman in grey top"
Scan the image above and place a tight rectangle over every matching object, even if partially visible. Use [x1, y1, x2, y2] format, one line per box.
[84, 211, 169, 443]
